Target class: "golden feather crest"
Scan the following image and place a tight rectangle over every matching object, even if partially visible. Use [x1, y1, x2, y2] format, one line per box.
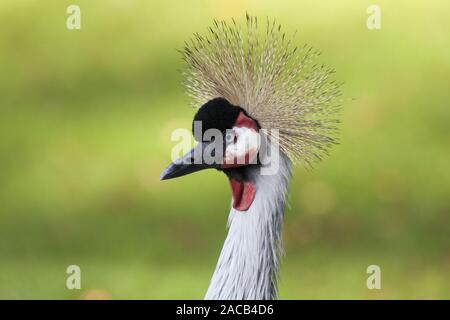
[182, 14, 342, 167]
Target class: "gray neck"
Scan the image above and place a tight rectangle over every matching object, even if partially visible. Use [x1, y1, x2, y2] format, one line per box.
[205, 153, 292, 300]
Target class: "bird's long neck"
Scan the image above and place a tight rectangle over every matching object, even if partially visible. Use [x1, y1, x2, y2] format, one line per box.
[205, 153, 292, 300]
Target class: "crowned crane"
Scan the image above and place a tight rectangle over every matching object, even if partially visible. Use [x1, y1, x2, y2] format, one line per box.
[160, 15, 341, 300]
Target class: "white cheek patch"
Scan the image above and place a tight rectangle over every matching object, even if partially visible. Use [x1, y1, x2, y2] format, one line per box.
[224, 127, 260, 165]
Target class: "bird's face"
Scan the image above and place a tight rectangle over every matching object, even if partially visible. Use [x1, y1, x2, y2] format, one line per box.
[160, 97, 261, 180]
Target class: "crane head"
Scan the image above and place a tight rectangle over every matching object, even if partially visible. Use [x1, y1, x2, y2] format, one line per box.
[160, 98, 261, 211]
[160, 97, 261, 180]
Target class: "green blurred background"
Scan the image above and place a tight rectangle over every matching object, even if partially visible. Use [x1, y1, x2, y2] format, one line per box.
[0, 0, 449, 299]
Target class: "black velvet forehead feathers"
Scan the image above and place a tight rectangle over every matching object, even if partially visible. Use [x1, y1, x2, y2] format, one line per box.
[192, 98, 244, 141]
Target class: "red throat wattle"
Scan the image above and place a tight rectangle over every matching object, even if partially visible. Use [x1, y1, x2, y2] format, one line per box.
[226, 111, 258, 211]
[229, 179, 256, 211]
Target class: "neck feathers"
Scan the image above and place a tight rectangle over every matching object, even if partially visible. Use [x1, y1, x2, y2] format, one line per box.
[205, 153, 292, 300]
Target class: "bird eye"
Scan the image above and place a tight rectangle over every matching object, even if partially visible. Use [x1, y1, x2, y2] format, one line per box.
[225, 132, 235, 143]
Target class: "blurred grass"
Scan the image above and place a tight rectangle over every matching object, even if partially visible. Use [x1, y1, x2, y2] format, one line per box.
[0, 0, 449, 299]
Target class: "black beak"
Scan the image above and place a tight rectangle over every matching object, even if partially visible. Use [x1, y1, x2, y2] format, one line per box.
[160, 142, 221, 180]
